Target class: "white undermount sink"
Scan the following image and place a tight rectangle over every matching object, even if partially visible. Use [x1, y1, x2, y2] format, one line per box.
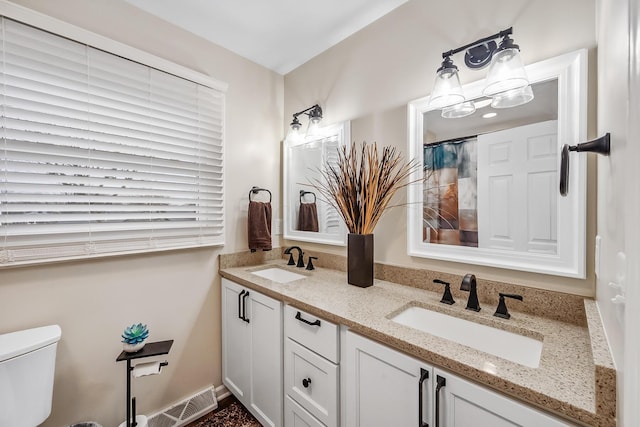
[251, 267, 306, 283]
[390, 306, 543, 368]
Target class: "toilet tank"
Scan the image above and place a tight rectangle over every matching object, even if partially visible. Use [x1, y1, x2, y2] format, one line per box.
[0, 325, 62, 427]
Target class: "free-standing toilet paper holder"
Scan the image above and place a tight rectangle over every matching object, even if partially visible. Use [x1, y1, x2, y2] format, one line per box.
[116, 340, 173, 427]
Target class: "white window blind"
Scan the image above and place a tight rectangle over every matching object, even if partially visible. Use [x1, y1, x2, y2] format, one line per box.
[0, 17, 225, 266]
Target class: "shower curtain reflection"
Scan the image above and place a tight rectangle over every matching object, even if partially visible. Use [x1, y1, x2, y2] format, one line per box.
[423, 138, 478, 247]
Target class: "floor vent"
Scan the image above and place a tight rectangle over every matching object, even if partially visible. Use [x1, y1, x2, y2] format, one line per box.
[147, 386, 218, 427]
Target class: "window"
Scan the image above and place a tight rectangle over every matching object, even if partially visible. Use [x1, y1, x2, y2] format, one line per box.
[0, 13, 226, 266]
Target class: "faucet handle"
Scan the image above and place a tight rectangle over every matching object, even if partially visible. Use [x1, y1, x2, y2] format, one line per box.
[287, 252, 296, 265]
[306, 256, 318, 270]
[434, 279, 455, 305]
[493, 293, 523, 319]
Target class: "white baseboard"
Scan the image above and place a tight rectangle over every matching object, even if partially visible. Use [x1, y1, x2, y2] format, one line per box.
[214, 384, 231, 401]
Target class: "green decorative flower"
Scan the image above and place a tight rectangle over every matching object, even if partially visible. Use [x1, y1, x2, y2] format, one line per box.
[121, 323, 149, 344]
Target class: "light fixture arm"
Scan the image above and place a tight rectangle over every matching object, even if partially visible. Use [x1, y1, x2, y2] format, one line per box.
[292, 104, 323, 121]
[441, 27, 513, 59]
[290, 104, 323, 130]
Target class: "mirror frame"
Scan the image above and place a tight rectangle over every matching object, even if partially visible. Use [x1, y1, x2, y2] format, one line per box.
[407, 49, 587, 278]
[283, 120, 350, 246]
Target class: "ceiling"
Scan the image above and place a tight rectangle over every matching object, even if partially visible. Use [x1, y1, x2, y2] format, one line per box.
[124, 0, 409, 75]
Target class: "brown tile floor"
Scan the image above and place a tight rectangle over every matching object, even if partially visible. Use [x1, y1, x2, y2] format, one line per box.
[185, 396, 261, 427]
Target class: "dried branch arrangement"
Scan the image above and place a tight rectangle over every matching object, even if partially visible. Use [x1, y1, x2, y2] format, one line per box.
[313, 142, 421, 234]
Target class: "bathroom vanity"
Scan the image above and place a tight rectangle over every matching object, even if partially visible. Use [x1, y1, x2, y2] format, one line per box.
[220, 256, 615, 427]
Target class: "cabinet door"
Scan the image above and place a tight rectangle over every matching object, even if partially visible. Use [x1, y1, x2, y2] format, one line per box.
[221, 278, 251, 401]
[434, 368, 570, 427]
[285, 338, 338, 427]
[285, 395, 325, 427]
[248, 288, 283, 427]
[345, 331, 432, 427]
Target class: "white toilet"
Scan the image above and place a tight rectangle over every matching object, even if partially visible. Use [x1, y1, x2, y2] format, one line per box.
[0, 325, 62, 427]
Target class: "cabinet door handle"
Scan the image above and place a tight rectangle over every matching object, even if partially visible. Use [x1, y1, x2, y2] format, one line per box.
[418, 368, 429, 427]
[242, 291, 250, 323]
[435, 375, 446, 427]
[238, 290, 246, 320]
[302, 377, 312, 388]
[295, 311, 321, 327]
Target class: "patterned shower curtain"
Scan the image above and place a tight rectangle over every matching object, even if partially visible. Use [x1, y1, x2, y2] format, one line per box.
[423, 138, 478, 247]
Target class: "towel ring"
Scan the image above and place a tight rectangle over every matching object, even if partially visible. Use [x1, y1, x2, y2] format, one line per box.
[299, 190, 316, 204]
[249, 186, 272, 203]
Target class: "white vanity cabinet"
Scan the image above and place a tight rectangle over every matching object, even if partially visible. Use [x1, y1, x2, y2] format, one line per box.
[284, 305, 340, 427]
[221, 278, 282, 427]
[434, 368, 571, 427]
[345, 331, 570, 427]
[345, 331, 433, 427]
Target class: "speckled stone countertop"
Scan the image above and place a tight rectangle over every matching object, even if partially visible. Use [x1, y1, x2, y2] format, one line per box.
[220, 261, 616, 427]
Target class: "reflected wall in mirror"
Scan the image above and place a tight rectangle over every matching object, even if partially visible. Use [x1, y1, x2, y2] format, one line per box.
[283, 121, 349, 245]
[407, 50, 587, 278]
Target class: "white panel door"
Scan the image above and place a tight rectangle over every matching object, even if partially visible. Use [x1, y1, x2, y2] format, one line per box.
[345, 331, 432, 427]
[477, 120, 558, 254]
[249, 288, 283, 427]
[221, 278, 251, 400]
[434, 369, 570, 427]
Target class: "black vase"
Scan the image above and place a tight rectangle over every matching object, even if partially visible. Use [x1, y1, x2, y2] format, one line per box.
[347, 233, 374, 287]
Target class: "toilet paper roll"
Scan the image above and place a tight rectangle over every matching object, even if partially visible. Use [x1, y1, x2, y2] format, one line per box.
[132, 361, 162, 378]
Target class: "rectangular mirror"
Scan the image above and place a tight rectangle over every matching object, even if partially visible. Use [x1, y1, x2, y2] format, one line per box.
[283, 121, 349, 245]
[407, 50, 587, 278]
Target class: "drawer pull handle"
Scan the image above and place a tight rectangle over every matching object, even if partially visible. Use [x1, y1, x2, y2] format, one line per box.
[302, 377, 312, 388]
[295, 311, 321, 327]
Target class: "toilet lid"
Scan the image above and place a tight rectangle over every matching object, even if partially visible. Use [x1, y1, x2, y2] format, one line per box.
[0, 325, 61, 362]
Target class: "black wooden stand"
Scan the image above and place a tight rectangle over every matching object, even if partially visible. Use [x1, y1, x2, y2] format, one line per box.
[116, 340, 173, 427]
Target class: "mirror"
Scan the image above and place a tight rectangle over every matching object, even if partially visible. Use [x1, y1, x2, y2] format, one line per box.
[407, 50, 587, 278]
[283, 121, 350, 245]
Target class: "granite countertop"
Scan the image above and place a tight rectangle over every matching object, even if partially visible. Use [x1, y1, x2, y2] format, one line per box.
[220, 261, 616, 427]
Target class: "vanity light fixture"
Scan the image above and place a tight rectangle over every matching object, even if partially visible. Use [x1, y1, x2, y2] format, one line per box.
[288, 104, 323, 142]
[428, 27, 533, 117]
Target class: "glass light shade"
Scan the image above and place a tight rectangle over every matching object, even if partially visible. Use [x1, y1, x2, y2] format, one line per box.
[308, 105, 323, 126]
[482, 47, 529, 96]
[441, 101, 476, 119]
[429, 66, 465, 109]
[305, 120, 322, 139]
[286, 126, 303, 145]
[490, 84, 534, 108]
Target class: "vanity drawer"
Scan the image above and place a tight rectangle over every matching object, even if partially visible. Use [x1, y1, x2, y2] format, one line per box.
[285, 305, 339, 363]
[285, 395, 325, 427]
[285, 338, 339, 427]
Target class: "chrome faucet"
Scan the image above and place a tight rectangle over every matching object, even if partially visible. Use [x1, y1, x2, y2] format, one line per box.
[460, 274, 480, 312]
[284, 246, 305, 268]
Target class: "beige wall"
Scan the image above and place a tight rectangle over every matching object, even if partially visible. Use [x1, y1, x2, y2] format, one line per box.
[0, 1, 283, 426]
[284, 0, 597, 296]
